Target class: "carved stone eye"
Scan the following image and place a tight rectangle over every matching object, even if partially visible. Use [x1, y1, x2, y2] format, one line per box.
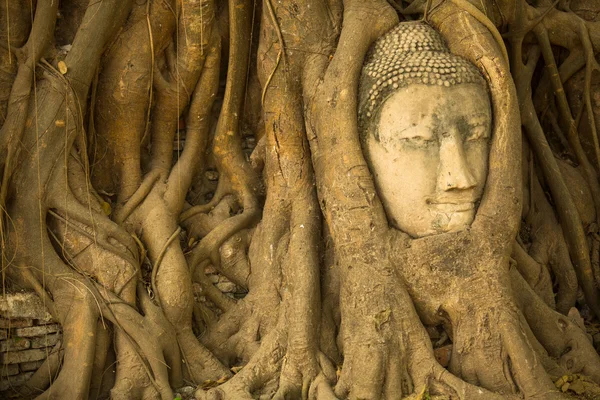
[402, 135, 434, 145]
[465, 125, 489, 142]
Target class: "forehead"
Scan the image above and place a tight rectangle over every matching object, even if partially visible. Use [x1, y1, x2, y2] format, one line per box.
[377, 83, 491, 128]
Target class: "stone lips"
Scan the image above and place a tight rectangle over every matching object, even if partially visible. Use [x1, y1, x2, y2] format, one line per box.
[358, 21, 487, 141]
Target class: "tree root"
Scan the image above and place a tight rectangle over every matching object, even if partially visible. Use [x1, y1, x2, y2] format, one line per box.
[33, 276, 100, 399]
[512, 37, 600, 316]
[189, 204, 260, 276]
[89, 321, 112, 397]
[512, 241, 555, 309]
[15, 341, 63, 398]
[511, 267, 600, 383]
[519, 167, 579, 313]
[185, 196, 251, 288]
[197, 329, 287, 400]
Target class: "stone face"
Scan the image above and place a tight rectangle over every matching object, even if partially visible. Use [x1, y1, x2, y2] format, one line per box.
[0, 330, 6, 341]
[365, 83, 491, 238]
[1, 349, 47, 364]
[0, 292, 54, 321]
[0, 338, 31, 352]
[0, 371, 34, 391]
[0, 319, 33, 329]
[30, 333, 61, 349]
[15, 324, 60, 337]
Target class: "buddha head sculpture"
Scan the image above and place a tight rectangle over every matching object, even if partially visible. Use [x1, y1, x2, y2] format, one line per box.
[359, 21, 491, 238]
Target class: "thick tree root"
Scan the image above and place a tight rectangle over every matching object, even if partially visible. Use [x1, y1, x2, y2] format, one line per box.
[33, 277, 100, 399]
[511, 267, 600, 383]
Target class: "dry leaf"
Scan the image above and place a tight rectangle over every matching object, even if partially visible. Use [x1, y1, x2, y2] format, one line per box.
[101, 201, 112, 216]
[58, 61, 68, 75]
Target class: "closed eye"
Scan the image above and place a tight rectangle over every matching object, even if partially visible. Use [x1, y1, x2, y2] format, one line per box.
[400, 136, 435, 145]
[465, 125, 489, 142]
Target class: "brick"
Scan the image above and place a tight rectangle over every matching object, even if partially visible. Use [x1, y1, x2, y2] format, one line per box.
[0, 371, 34, 391]
[15, 324, 60, 337]
[1, 349, 47, 364]
[434, 344, 453, 368]
[35, 316, 57, 325]
[0, 364, 19, 377]
[0, 319, 33, 329]
[19, 360, 44, 372]
[0, 338, 30, 352]
[30, 333, 60, 349]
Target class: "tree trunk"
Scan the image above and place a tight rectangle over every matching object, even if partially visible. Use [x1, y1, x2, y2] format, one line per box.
[1, 0, 600, 399]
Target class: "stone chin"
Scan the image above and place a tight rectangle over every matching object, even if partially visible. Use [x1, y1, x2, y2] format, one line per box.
[429, 208, 476, 236]
[388, 206, 477, 238]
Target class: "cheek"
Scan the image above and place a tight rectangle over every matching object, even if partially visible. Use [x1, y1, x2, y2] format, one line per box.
[465, 143, 490, 184]
[392, 148, 439, 190]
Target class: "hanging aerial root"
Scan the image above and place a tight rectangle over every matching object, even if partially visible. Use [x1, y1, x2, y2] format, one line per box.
[166, 31, 222, 213]
[519, 168, 578, 314]
[186, 0, 261, 277]
[510, 28, 600, 316]
[149, 0, 215, 176]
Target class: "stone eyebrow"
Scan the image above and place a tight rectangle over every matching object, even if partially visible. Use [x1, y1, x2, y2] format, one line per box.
[466, 113, 490, 121]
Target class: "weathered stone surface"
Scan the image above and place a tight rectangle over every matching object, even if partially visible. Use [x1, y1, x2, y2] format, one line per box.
[0, 292, 54, 321]
[15, 324, 60, 337]
[0, 371, 34, 391]
[0, 330, 6, 340]
[0, 319, 33, 329]
[0, 364, 19, 377]
[20, 360, 45, 372]
[30, 333, 60, 349]
[205, 170, 219, 181]
[0, 338, 31, 352]
[215, 281, 237, 293]
[216, 276, 238, 293]
[1, 349, 47, 364]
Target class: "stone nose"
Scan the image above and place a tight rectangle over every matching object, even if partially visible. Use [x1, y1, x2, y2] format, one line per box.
[437, 131, 477, 192]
